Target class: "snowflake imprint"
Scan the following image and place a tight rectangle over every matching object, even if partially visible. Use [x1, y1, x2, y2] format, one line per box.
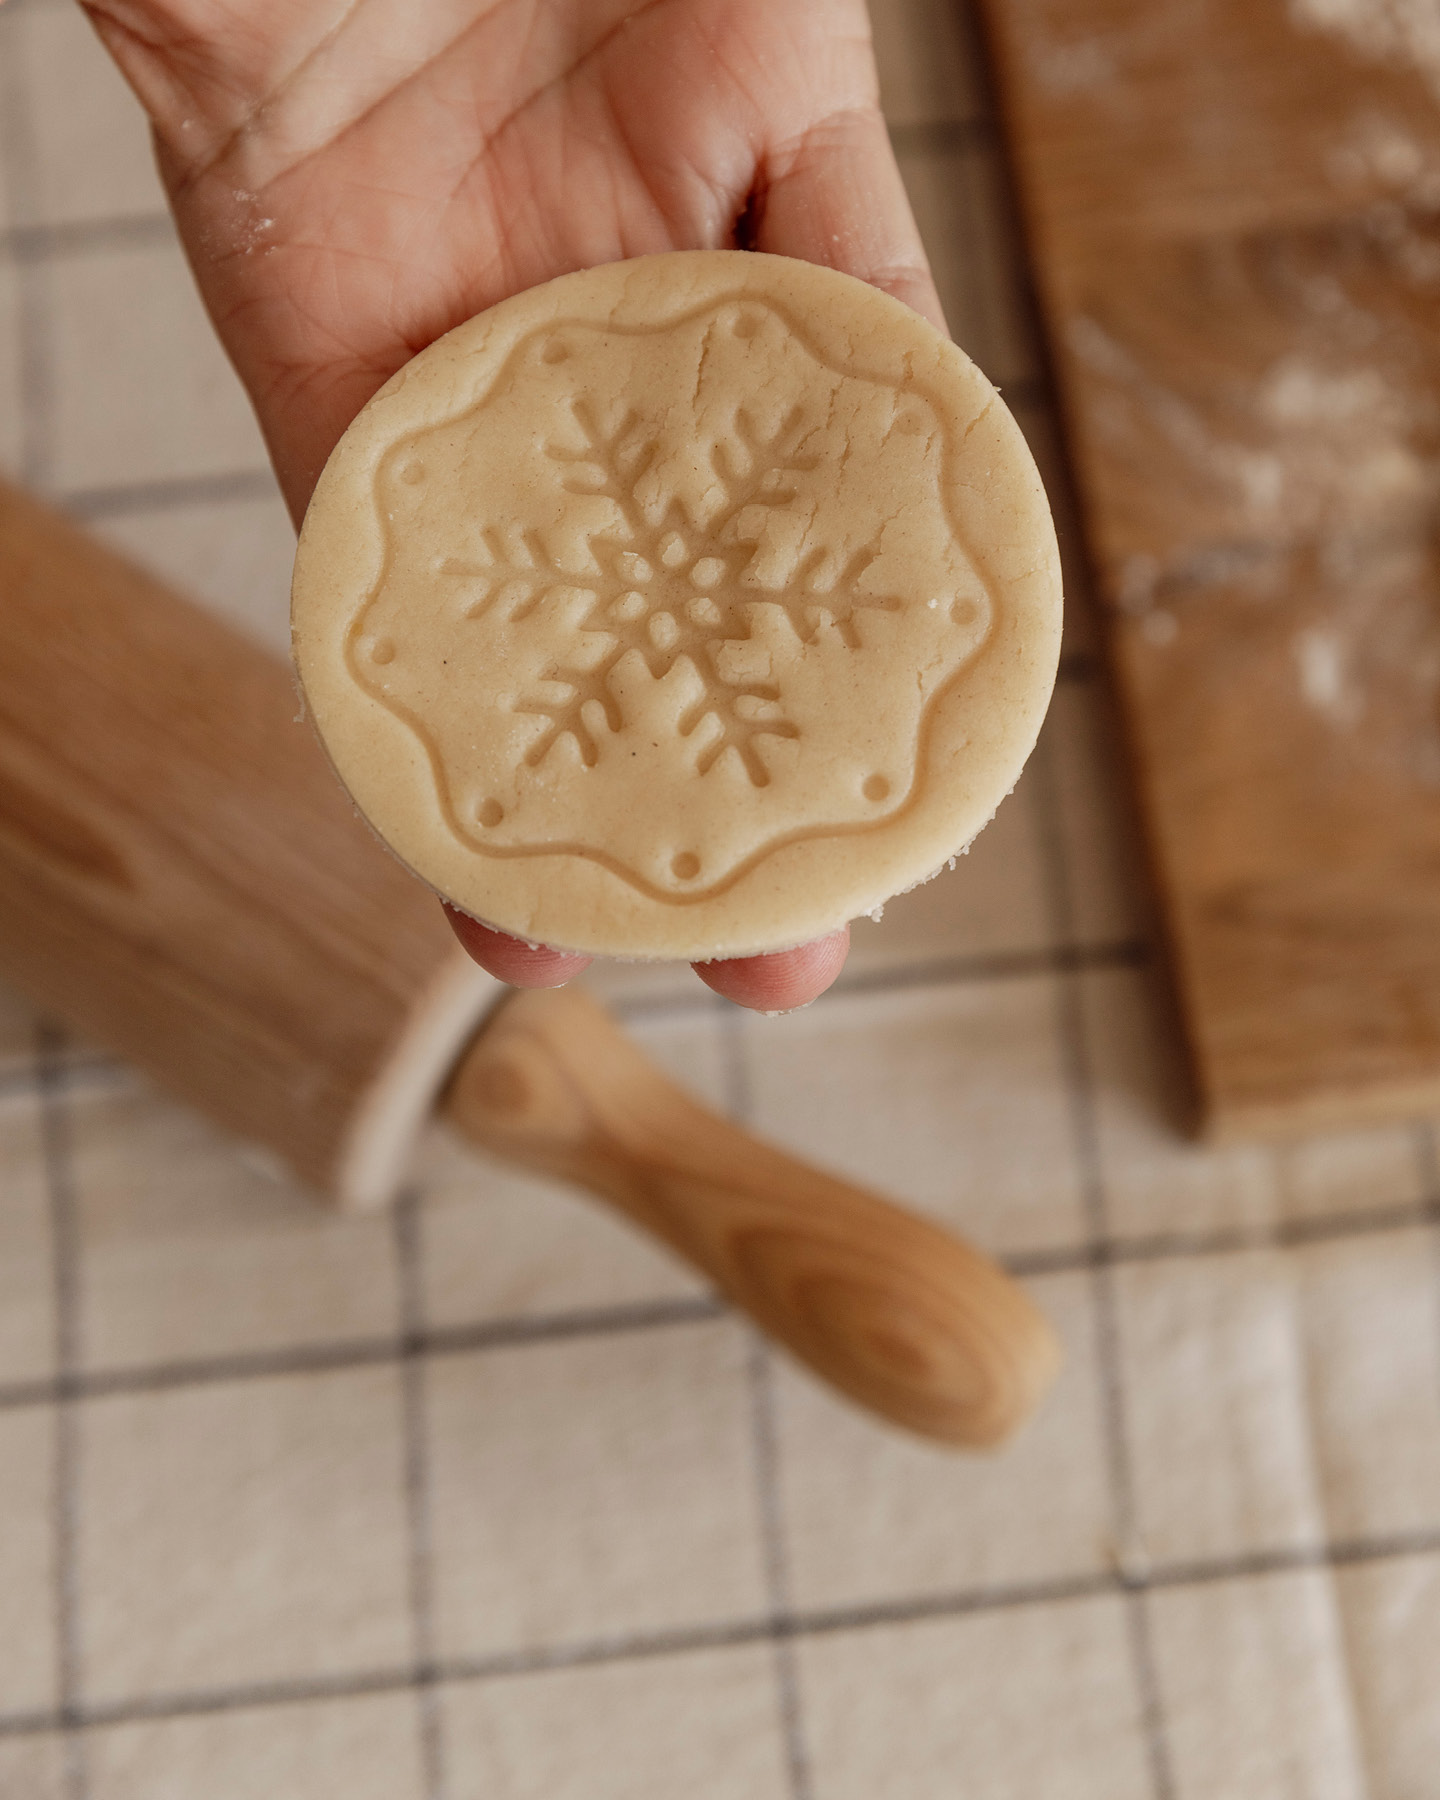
[346, 294, 993, 899]
[438, 397, 900, 786]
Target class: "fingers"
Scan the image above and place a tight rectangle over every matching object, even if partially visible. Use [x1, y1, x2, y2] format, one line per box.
[750, 105, 948, 336]
[443, 905, 593, 988]
[444, 903, 849, 1011]
[693, 927, 850, 1011]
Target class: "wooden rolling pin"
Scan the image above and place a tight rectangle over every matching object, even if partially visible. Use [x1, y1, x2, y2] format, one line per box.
[0, 480, 1059, 1445]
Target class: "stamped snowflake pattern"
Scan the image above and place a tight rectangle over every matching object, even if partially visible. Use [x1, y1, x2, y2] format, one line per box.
[458, 398, 900, 786]
[348, 297, 995, 900]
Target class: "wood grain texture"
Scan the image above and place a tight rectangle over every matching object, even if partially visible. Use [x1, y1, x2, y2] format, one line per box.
[0, 479, 487, 1202]
[981, 0, 1440, 1135]
[445, 984, 1061, 1446]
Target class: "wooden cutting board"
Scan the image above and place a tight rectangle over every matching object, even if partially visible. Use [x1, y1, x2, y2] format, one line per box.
[980, 0, 1440, 1138]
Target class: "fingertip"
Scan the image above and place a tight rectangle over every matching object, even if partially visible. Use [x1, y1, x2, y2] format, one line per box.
[442, 904, 593, 988]
[693, 926, 850, 1012]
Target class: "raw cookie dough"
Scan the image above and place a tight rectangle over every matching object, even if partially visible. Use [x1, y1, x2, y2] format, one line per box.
[291, 251, 1062, 960]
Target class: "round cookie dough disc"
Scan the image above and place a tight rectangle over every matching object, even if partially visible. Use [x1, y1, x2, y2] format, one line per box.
[291, 251, 1062, 961]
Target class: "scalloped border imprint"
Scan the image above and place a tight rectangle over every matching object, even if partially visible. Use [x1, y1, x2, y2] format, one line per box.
[343, 293, 998, 905]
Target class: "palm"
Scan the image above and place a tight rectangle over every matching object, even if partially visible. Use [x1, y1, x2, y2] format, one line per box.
[87, 0, 939, 1006]
[90, 0, 938, 518]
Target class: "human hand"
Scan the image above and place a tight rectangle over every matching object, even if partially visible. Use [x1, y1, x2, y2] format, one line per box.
[87, 0, 944, 1006]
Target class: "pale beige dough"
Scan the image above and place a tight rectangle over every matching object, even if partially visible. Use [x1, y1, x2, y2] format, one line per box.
[291, 251, 1062, 959]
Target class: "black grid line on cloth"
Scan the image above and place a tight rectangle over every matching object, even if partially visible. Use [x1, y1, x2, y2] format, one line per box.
[5, 4, 84, 1780]
[1417, 1123, 1440, 1206]
[823, 937, 1147, 1001]
[721, 1004, 817, 1800]
[749, 1339, 814, 1800]
[1023, 511, 1180, 1800]
[4, 1204, 1440, 1419]
[961, 0, 1180, 1777]
[59, 466, 283, 521]
[0, 1063, 41, 1106]
[876, 0, 996, 155]
[0, 0, 56, 492]
[0, 1054, 121, 1108]
[1005, 1194, 1440, 1278]
[1029, 721, 1176, 1800]
[0, 938, 1149, 1119]
[0, 213, 176, 263]
[1423, 1124, 1440, 1463]
[0, 1297, 728, 1414]
[890, 88, 1050, 394]
[393, 1193, 446, 1800]
[0, 932, 1144, 1132]
[608, 938, 1149, 1028]
[1055, 647, 1102, 682]
[887, 116, 997, 159]
[3, 1526, 1440, 1743]
[34, 1025, 87, 1800]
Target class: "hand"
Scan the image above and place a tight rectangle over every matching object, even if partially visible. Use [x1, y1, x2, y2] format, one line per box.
[87, 0, 944, 1007]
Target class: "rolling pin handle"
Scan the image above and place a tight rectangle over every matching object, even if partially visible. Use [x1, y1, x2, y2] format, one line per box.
[443, 985, 1061, 1447]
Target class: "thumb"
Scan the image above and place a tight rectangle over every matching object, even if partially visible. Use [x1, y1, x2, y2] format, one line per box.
[749, 106, 948, 337]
